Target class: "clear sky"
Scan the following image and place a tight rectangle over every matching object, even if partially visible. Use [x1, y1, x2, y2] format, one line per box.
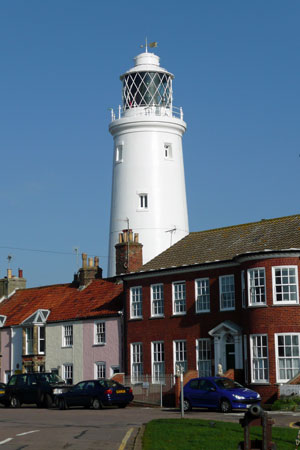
[1, 1, 299, 288]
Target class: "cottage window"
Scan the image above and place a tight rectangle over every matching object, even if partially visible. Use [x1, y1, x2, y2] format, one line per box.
[196, 339, 211, 376]
[152, 341, 165, 383]
[63, 364, 73, 384]
[219, 275, 235, 310]
[151, 284, 164, 317]
[248, 268, 266, 305]
[195, 278, 210, 313]
[63, 325, 73, 347]
[272, 266, 299, 304]
[276, 333, 300, 382]
[95, 362, 106, 379]
[174, 340, 187, 374]
[173, 281, 186, 314]
[25, 327, 34, 355]
[95, 321, 106, 345]
[38, 326, 45, 354]
[250, 335, 269, 382]
[130, 286, 143, 319]
[131, 343, 143, 383]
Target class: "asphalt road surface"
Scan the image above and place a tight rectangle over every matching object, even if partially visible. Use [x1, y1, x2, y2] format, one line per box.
[0, 405, 298, 449]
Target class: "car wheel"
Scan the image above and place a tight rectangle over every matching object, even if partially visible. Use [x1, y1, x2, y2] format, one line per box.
[44, 394, 53, 409]
[92, 397, 102, 410]
[183, 399, 192, 412]
[59, 398, 67, 410]
[10, 396, 20, 408]
[220, 399, 232, 413]
[117, 403, 127, 408]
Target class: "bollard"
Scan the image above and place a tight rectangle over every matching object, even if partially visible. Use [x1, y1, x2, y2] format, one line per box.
[238, 405, 277, 450]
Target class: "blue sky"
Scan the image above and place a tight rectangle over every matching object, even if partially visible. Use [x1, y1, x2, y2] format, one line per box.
[1, 1, 299, 287]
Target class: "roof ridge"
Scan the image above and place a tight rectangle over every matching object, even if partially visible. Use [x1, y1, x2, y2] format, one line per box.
[190, 213, 300, 235]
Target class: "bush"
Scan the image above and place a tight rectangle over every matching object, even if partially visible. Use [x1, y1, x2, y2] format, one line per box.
[271, 395, 300, 411]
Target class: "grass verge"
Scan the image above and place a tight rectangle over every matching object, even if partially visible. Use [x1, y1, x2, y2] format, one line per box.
[142, 418, 297, 450]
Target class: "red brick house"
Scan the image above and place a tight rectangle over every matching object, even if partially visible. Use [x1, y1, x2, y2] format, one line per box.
[121, 214, 300, 403]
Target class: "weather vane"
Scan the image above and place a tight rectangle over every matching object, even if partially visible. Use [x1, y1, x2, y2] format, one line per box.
[140, 38, 158, 53]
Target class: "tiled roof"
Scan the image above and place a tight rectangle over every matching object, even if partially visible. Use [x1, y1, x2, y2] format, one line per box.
[0, 279, 123, 327]
[140, 214, 300, 272]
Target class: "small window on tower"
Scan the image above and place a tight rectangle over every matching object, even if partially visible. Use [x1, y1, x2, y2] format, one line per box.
[139, 194, 148, 209]
[115, 145, 123, 163]
[164, 143, 173, 159]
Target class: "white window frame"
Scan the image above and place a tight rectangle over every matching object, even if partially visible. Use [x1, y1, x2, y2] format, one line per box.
[219, 275, 235, 311]
[38, 326, 45, 354]
[131, 343, 143, 383]
[248, 268, 266, 306]
[172, 281, 186, 315]
[195, 278, 210, 313]
[275, 333, 300, 383]
[130, 286, 143, 319]
[62, 324, 73, 347]
[196, 338, 211, 376]
[152, 341, 165, 384]
[25, 327, 34, 355]
[63, 364, 73, 384]
[250, 334, 269, 383]
[95, 361, 106, 379]
[151, 284, 164, 317]
[94, 321, 106, 345]
[173, 340, 187, 375]
[272, 266, 299, 304]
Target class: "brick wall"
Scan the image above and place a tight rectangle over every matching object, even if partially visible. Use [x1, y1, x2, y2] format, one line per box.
[124, 255, 300, 404]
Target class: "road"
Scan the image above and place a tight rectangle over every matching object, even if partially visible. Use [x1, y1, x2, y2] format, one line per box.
[0, 405, 298, 449]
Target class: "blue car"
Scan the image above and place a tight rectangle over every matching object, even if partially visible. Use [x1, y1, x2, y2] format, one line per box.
[183, 376, 261, 413]
[56, 379, 134, 410]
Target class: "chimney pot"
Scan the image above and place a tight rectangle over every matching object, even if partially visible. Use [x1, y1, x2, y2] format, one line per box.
[18, 269, 23, 278]
[88, 257, 93, 267]
[82, 253, 87, 268]
[7, 269, 12, 279]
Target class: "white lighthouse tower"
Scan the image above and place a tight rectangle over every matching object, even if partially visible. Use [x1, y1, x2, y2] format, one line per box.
[108, 46, 189, 276]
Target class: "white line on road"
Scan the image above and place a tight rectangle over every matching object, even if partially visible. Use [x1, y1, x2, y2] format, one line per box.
[16, 430, 40, 436]
[0, 438, 13, 445]
[118, 427, 134, 450]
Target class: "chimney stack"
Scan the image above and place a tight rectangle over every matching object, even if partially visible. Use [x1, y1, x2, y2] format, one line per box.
[115, 229, 143, 275]
[78, 253, 102, 287]
[0, 268, 26, 298]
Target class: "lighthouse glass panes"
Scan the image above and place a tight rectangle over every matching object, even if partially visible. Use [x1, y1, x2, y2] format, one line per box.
[123, 72, 172, 109]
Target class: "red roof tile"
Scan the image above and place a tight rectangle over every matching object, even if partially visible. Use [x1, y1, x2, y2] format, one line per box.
[0, 280, 123, 327]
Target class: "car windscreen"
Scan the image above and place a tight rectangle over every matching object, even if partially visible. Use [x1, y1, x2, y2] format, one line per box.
[215, 378, 243, 390]
[38, 373, 65, 384]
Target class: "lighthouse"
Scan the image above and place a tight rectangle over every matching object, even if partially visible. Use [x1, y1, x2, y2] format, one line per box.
[107, 46, 189, 276]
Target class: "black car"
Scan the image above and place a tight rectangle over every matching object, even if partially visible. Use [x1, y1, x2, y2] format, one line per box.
[5, 372, 65, 408]
[0, 382, 7, 406]
[57, 379, 134, 410]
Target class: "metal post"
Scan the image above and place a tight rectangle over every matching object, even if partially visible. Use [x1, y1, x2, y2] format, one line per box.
[180, 370, 184, 418]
